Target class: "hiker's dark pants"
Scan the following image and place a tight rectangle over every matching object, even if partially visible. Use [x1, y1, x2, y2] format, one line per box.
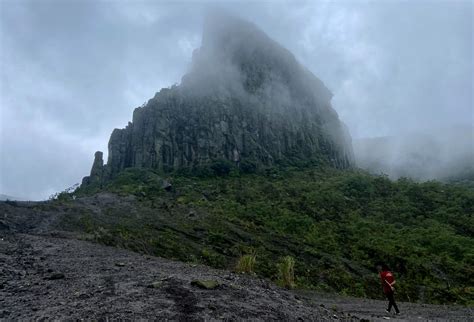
[386, 291, 400, 313]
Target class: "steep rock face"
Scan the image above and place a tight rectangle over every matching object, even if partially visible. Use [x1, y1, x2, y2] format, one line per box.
[81, 151, 105, 186]
[83, 15, 354, 185]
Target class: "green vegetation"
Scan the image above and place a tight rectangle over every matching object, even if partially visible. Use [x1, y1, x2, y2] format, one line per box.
[235, 253, 257, 274]
[71, 165, 474, 305]
[278, 256, 295, 289]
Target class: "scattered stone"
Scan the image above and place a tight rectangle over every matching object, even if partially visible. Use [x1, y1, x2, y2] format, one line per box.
[162, 180, 172, 191]
[46, 273, 65, 280]
[191, 279, 220, 290]
[0, 310, 11, 318]
[77, 293, 90, 300]
[115, 262, 126, 267]
[0, 220, 9, 230]
[147, 281, 162, 289]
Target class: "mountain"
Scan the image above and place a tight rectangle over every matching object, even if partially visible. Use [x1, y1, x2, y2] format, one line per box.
[16, 165, 474, 305]
[59, 14, 472, 307]
[82, 15, 354, 187]
[353, 126, 474, 182]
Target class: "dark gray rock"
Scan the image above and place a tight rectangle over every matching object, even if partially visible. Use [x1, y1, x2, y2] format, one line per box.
[159, 178, 172, 191]
[82, 15, 354, 186]
[147, 281, 162, 289]
[83, 151, 109, 187]
[191, 279, 220, 290]
[46, 273, 65, 280]
[0, 220, 10, 230]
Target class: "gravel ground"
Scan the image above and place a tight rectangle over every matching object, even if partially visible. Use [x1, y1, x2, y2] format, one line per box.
[1, 233, 472, 321]
[0, 200, 472, 321]
[1, 233, 337, 320]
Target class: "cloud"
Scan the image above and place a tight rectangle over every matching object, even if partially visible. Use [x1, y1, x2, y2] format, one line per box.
[0, 0, 472, 199]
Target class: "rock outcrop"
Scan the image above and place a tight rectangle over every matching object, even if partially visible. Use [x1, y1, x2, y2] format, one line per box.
[83, 14, 354, 186]
[81, 151, 105, 186]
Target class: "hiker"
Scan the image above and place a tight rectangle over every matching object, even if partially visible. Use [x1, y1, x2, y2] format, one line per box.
[377, 264, 400, 315]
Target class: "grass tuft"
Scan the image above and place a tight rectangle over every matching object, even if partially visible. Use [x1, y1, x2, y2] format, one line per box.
[235, 253, 256, 274]
[278, 256, 295, 289]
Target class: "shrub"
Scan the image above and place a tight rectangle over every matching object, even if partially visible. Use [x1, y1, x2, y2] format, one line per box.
[235, 253, 256, 274]
[210, 159, 233, 177]
[277, 256, 296, 289]
[240, 159, 258, 174]
[201, 248, 227, 268]
[5, 199, 18, 206]
[190, 165, 214, 177]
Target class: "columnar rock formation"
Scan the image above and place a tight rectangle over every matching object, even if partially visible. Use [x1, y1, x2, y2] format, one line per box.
[82, 15, 354, 186]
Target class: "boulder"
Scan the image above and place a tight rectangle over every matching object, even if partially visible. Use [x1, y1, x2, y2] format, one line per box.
[147, 281, 162, 289]
[46, 273, 65, 280]
[191, 279, 220, 290]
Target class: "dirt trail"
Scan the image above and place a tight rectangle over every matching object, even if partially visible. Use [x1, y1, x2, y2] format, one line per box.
[0, 201, 472, 320]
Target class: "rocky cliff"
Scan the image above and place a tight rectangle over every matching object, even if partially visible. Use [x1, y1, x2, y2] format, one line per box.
[82, 15, 354, 186]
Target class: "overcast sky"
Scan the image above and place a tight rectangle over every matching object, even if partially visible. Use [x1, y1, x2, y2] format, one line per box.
[1, 0, 472, 200]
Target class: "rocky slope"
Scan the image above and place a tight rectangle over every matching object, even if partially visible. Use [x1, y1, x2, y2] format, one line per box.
[1, 200, 472, 321]
[82, 15, 354, 187]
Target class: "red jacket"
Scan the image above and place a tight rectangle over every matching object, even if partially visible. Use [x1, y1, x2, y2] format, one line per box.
[380, 270, 395, 294]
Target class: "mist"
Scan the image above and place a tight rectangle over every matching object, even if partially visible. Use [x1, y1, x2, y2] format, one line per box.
[354, 125, 473, 181]
[0, 1, 472, 200]
[95, 12, 354, 182]
[181, 13, 334, 115]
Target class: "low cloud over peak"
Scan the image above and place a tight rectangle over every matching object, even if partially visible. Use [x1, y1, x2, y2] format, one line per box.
[1, 1, 472, 199]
